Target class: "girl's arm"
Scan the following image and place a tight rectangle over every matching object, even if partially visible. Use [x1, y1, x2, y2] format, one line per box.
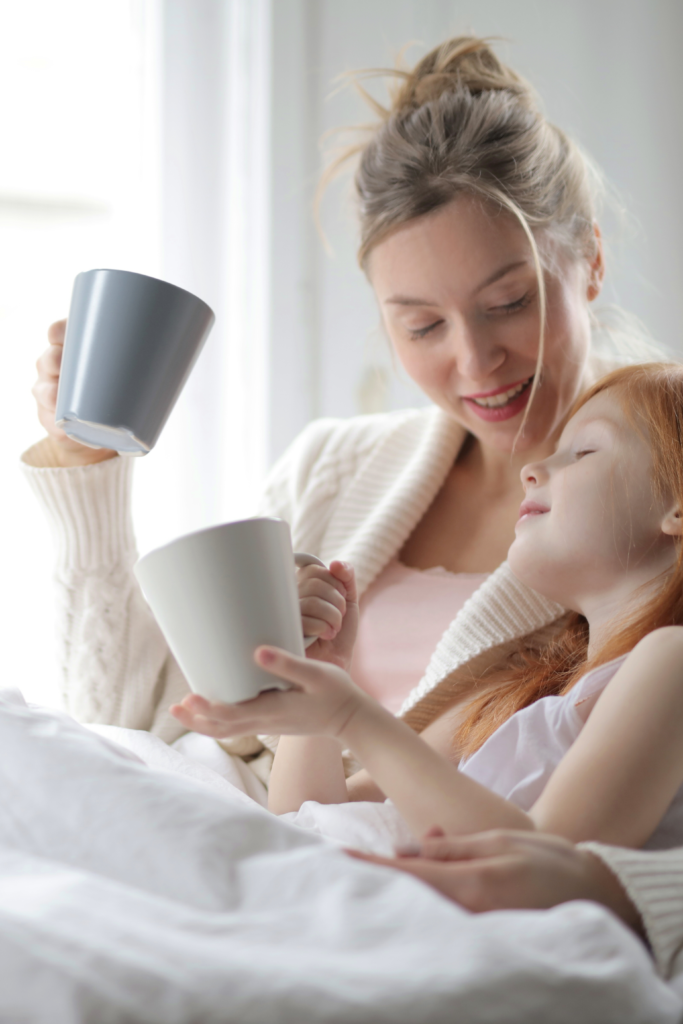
[268, 736, 348, 813]
[267, 560, 360, 813]
[172, 625, 683, 846]
[530, 626, 683, 845]
[172, 650, 533, 836]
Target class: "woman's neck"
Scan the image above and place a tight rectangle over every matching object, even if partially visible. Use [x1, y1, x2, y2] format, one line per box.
[459, 432, 557, 495]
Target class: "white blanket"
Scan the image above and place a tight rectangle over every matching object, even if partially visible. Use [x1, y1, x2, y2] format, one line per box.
[1, 689, 681, 1024]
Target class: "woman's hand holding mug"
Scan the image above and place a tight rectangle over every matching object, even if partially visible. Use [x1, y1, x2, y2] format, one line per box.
[32, 320, 117, 467]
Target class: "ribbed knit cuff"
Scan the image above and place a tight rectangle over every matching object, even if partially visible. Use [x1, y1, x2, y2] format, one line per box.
[580, 841, 683, 979]
[20, 441, 137, 573]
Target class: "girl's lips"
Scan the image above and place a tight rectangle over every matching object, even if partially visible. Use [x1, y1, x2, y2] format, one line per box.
[517, 500, 550, 523]
[462, 377, 533, 423]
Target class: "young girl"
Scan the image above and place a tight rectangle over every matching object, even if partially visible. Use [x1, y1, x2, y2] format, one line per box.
[171, 364, 683, 852]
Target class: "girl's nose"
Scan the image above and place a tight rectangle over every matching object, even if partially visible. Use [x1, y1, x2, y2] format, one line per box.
[520, 461, 546, 489]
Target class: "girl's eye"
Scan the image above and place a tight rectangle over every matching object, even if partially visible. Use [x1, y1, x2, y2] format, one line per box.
[407, 320, 443, 339]
[489, 291, 533, 315]
[574, 449, 595, 459]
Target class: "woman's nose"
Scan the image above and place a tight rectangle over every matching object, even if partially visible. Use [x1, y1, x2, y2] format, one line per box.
[452, 322, 505, 380]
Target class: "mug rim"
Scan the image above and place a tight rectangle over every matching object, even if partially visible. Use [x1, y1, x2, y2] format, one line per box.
[77, 268, 214, 317]
[134, 516, 288, 570]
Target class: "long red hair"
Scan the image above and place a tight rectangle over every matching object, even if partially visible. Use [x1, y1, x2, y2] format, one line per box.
[406, 363, 683, 758]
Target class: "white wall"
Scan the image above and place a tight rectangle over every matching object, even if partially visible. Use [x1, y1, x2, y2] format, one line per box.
[268, 0, 683, 458]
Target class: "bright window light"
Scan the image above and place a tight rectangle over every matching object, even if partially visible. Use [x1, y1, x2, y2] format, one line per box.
[1, 0, 160, 705]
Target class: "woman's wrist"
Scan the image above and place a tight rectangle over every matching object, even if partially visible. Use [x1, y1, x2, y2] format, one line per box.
[46, 434, 118, 468]
[579, 849, 646, 940]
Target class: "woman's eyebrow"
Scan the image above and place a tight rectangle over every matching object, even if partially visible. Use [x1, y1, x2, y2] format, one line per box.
[384, 260, 530, 306]
[473, 260, 529, 294]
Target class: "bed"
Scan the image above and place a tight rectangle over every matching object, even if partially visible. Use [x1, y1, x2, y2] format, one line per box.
[1, 688, 681, 1024]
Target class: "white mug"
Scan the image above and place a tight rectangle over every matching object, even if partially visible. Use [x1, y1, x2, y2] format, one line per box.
[134, 517, 325, 704]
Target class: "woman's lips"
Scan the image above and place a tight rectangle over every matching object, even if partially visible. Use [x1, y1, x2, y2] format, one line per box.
[462, 377, 534, 423]
[517, 500, 550, 523]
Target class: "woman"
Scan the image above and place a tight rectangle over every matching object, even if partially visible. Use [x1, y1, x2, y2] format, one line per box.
[24, 31, 683, 989]
[26, 36, 609, 753]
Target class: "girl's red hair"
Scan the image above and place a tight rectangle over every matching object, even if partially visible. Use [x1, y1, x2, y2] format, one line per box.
[406, 363, 683, 758]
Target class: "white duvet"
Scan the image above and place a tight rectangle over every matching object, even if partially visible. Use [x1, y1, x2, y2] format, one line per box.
[1, 688, 682, 1024]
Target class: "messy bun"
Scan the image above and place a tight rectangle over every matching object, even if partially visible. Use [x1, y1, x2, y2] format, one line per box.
[341, 36, 602, 268]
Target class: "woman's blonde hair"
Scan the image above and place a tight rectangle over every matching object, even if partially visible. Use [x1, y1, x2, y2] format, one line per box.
[324, 35, 607, 421]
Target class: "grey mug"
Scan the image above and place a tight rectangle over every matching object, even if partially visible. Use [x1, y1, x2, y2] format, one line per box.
[55, 268, 215, 455]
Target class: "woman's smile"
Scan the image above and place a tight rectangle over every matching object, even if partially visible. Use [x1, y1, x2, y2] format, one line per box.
[463, 376, 535, 422]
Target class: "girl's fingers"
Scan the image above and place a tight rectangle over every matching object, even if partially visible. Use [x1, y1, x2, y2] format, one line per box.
[329, 561, 358, 603]
[255, 645, 325, 687]
[301, 616, 338, 641]
[300, 596, 342, 634]
[298, 577, 346, 611]
[297, 565, 347, 601]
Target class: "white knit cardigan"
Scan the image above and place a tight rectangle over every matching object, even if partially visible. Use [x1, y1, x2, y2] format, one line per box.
[21, 406, 565, 740]
[20, 406, 683, 980]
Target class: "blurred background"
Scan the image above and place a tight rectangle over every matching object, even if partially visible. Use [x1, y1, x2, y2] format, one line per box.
[3, 0, 682, 703]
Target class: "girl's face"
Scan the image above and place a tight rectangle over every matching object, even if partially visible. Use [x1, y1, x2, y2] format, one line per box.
[368, 195, 603, 455]
[508, 390, 679, 614]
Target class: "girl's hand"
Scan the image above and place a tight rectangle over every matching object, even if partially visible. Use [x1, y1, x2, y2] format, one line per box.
[299, 560, 359, 670]
[32, 319, 117, 467]
[170, 646, 367, 740]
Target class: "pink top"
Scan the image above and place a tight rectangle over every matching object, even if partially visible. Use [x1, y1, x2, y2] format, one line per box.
[349, 559, 488, 714]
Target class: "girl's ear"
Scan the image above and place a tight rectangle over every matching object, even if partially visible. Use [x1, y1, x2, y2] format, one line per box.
[662, 509, 683, 537]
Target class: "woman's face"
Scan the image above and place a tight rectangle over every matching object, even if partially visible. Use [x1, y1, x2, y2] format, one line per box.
[368, 195, 602, 454]
[508, 390, 679, 614]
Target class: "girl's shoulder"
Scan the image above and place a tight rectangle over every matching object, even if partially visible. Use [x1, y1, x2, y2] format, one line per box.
[573, 627, 683, 722]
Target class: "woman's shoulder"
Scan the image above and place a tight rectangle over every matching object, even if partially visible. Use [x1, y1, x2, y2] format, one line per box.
[294, 405, 446, 456]
[274, 405, 457, 482]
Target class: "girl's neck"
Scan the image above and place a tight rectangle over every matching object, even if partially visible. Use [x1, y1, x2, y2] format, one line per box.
[583, 570, 672, 660]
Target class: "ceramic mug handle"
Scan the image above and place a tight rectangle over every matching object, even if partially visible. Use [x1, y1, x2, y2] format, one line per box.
[294, 551, 328, 649]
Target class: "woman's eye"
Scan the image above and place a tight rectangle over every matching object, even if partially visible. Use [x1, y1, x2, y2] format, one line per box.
[407, 320, 443, 339]
[489, 291, 533, 315]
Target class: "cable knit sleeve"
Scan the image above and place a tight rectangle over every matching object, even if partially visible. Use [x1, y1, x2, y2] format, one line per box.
[21, 444, 191, 742]
[580, 841, 683, 981]
[20, 423, 348, 744]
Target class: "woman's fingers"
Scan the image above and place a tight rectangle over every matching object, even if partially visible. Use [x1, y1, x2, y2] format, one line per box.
[408, 829, 543, 863]
[47, 318, 67, 346]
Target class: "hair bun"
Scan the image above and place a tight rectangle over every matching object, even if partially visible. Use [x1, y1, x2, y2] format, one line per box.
[390, 35, 535, 116]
